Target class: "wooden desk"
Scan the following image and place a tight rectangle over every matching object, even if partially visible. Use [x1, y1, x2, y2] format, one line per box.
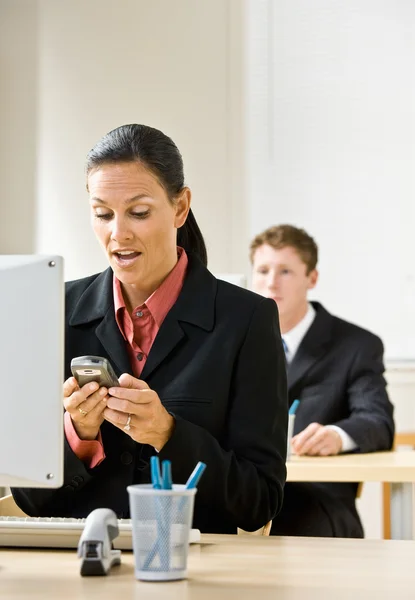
[287, 450, 415, 482]
[1, 534, 415, 599]
[287, 451, 415, 539]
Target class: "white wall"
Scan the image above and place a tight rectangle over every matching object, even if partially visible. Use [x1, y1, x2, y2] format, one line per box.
[245, 0, 415, 540]
[34, 0, 246, 280]
[246, 0, 415, 360]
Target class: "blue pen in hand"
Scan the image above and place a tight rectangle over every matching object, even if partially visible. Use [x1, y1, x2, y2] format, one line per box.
[289, 399, 300, 415]
[287, 400, 300, 460]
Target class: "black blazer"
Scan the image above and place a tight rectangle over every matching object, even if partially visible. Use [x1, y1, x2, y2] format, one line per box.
[282, 302, 394, 535]
[13, 254, 288, 533]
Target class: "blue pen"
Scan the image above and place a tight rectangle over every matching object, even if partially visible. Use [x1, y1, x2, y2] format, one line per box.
[148, 456, 168, 570]
[150, 456, 162, 489]
[185, 461, 207, 489]
[162, 460, 172, 490]
[177, 461, 207, 517]
[145, 460, 208, 570]
[161, 460, 173, 571]
[289, 399, 300, 415]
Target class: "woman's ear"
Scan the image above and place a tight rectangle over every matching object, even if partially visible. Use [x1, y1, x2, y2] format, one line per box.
[174, 187, 191, 228]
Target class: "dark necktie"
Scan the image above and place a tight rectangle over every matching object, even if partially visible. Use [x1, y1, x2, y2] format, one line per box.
[282, 338, 288, 357]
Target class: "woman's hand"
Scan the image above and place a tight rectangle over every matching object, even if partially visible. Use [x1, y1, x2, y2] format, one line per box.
[103, 373, 175, 451]
[63, 377, 109, 440]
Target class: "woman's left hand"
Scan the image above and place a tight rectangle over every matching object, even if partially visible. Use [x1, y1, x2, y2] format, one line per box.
[103, 373, 175, 451]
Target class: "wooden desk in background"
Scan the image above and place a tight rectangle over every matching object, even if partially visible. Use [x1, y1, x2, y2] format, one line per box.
[287, 451, 415, 539]
[1, 534, 414, 599]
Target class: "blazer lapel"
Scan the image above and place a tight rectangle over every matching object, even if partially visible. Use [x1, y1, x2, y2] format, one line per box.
[68, 268, 131, 376]
[140, 318, 185, 380]
[69, 256, 216, 381]
[287, 302, 333, 391]
[95, 311, 131, 376]
[141, 254, 216, 381]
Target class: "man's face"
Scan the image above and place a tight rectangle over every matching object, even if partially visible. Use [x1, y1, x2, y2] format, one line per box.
[251, 244, 318, 322]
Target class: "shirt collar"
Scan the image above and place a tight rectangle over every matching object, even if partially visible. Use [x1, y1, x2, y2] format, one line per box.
[145, 247, 188, 327]
[113, 247, 188, 333]
[283, 302, 316, 361]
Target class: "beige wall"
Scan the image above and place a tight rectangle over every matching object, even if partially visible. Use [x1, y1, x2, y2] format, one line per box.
[0, 0, 37, 253]
[1, 0, 246, 278]
[34, 0, 246, 280]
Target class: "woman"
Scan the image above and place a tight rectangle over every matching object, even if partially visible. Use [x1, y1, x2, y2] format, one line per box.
[12, 124, 287, 533]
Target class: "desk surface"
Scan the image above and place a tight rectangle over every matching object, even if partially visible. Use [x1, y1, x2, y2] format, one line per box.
[1, 534, 415, 600]
[287, 450, 415, 482]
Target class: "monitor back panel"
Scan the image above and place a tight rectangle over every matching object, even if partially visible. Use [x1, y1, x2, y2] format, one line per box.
[0, 255, 64, 487]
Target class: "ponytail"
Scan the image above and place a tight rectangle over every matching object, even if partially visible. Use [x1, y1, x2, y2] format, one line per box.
[178, 208, 207, 267]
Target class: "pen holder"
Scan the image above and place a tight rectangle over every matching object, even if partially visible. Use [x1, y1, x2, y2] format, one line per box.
[286, 414, 296, 460]
[127, 484, 197, 581]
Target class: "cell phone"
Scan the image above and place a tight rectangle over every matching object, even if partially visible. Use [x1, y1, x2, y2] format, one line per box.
[70, 356, 119, 388]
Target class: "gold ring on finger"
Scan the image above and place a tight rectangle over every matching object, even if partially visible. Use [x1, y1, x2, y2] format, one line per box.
[124, 413, 132, 431]
[78, 407, 88, 416]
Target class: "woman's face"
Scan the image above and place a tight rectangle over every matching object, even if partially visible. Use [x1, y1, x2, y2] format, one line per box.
[88, 162, 190, 300]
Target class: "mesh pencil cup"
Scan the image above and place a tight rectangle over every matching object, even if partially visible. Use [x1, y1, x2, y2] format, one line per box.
[127, 484, 197, 581]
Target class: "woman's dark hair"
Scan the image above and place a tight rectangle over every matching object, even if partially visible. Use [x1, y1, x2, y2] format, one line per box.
[86, 124, 207, 266]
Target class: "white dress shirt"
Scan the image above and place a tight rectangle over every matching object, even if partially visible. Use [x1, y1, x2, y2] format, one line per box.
[283, 304, 316, 364]
[283, 303, 357, 453]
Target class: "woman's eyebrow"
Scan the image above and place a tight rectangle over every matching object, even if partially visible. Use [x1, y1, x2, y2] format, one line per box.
[90, 194, 150, 205]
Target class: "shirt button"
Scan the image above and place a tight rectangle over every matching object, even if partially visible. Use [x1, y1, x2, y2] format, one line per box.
[120, 451, 133, 465]
[136, 353, 144, 361]
[136, 311, 144, 317]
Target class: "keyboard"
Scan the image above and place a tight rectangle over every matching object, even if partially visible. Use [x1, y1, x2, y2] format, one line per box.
[0, 516, 201, 550]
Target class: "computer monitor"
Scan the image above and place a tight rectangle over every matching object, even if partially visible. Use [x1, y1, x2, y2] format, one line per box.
[214, 273, 247, 289]
[0, 255, 64, 488]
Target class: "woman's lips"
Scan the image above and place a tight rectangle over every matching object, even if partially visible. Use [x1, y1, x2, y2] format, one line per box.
[112, 252, 141, 268]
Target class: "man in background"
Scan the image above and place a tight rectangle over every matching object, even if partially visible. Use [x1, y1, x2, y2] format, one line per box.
[250, 224, 394, 537]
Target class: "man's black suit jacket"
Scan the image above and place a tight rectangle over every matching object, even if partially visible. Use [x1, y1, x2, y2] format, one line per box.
[12, 254, 288, 534]
[275, 301, 394, 537]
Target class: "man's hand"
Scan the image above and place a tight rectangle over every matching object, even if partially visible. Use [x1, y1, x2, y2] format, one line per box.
[103, 373, 175, 451]
[291, 423, 343, 456]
